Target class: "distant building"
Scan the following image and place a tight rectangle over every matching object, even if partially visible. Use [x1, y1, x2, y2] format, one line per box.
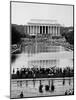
[25, 19, 61, 36]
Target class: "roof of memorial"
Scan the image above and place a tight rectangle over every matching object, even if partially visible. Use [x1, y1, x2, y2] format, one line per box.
[27, 19, 60, 25]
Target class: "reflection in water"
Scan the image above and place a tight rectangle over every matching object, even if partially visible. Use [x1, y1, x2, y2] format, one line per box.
[11, 44, 73, 73]
[40, 80, 42, 85]
[17, 81, 22, 87]
[33, 79, 35, 87]
[26, 80, 28, 87]
[20, 81, 22, 87]
[23, 44, 69, 54]
[69, 78, 71, 85]
[17, 81, 19, 87]
[48, 80, 50, 87]
[63, 78, 65, 85]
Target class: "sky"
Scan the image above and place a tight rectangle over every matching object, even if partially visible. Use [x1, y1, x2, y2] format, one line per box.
[11, 2, 73, 27]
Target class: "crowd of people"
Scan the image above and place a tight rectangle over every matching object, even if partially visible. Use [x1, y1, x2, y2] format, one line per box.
[11, 67, 74, 79]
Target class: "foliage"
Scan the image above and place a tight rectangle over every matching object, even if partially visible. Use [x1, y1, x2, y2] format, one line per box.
[61, 27, 74, 45]
[62, 31, 74, 45]
[11, 25, 21, 44]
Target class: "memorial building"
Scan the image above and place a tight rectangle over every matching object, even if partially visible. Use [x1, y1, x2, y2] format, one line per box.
[25, 19, 61, 36]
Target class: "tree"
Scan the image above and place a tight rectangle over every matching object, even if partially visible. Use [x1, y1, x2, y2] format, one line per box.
[65, 31, 74, 45]
[11, 25, 21, 44]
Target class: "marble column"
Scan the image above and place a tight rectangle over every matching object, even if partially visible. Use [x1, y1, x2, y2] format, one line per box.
[35, 26, 37, 34]
[38, 26, 40, 34]
[34, 26, 35, 35]
[26, 26, 28, 34]
[54, 26, 55, 36]
[30, 26, 31, 34]
[50, 26, 52, 34]
[35, 26, 36, 35]
[27, 26, 29, 34]
[25, 26, 27, 33]
[31, 26, 33, 34]
[50, 26, 51, 34]
[36, 26, 38, 34]
[52, 26, 54, 36]
[56, 26, 57, 36]
[32, 26, 33, 34]
[37, 26, 38, 34]
[42, 26, 43, 34]
[29, 26, 30, 34]
[58, 26, 60, 36]
[46, 26, 47, 34]
[45, 26, 46, 34]
[56, 26, 58, 35]
[48, 26, 49, 34]
[54, 26, 56, 36]
[49, 26, 50, 34]
[52, 26, 53, 36]
[30, 26, 32, 34]
[33, 26, 34, 35]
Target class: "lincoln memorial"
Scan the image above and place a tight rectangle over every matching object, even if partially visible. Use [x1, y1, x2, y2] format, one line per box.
[25, 19, 61, 36]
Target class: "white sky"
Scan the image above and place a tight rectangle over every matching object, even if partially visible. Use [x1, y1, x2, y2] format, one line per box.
[11, 2, 73, 27]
